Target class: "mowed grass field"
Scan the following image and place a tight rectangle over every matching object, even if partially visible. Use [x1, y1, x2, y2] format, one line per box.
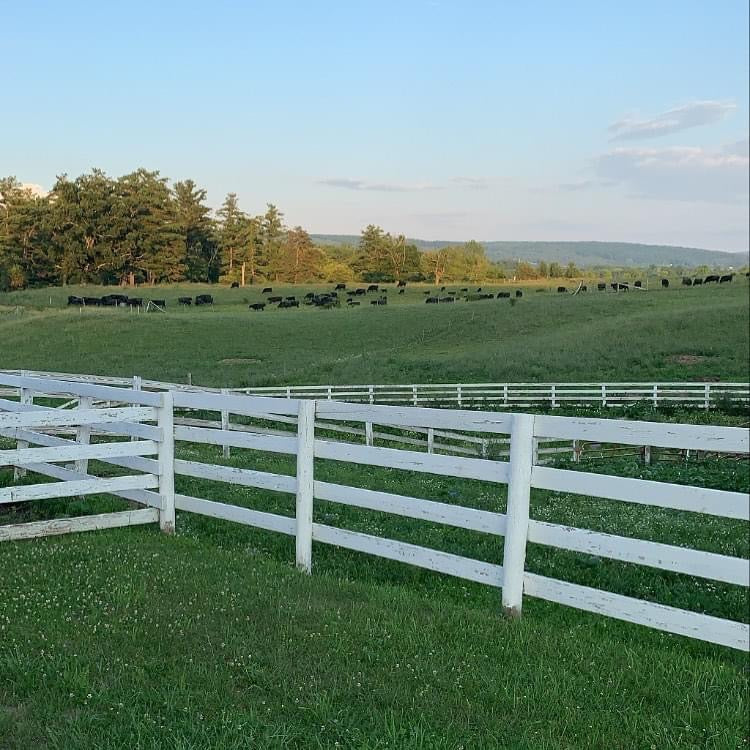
[0, 279, 749, 748]
[0, 279, 749, 386]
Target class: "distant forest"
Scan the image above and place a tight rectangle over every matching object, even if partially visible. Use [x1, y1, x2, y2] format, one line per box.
[1, 170, 745, 291]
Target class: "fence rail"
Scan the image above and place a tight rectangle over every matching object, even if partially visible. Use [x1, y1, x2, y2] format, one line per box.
[0, 372, 748, 651]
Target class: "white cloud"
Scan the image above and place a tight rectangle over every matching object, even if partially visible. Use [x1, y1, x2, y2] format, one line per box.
[449, 176, 489, 190]
[317, 178, 442, 192]
[609, 100, 736, 141]
[594, 142, 749, 203]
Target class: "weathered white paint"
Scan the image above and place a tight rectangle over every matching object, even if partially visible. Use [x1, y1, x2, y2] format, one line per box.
[295, 400, 315, 573]
[157, 392, 176, 534]
[0, 508, 159, 543]
[12, 387, 32, 481]
[0, 440, 157, 468]
[0, 474, 158, 504]
[0, 406, 156, 431]
[174, 459, 296, 494]
[174, 425, 298, 455]
[220, 389, 231, 459]
[74, 396, 93, 474]
[501, 413, 535, 617]
[174, 494, 295, 535]
[523, 572, 750, 651]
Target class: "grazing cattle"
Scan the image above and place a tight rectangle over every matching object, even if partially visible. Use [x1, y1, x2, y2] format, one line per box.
[248, 303, 265, 311]
[619, 283, 629, 291]
[460, 288, 468, 292]
[267, 296, 282, 303]
[423, 290, 431, 295]
[476, 287, 482, 292]
[195, 294, 214, 306]
[334, 283, 346, 290]
[81, 297, 101, 306]
[720, 274, 734, 283]
[304, 292, 315, 300]
[704, 275, 720, 284]
[439, 296, 454, 303]
[693, 278, 703, 286]
[178, 296, 192, 305]
[398, 288, 405, 294]
[580, 285, 587, 292]
[447, 291, 457, 296]
[515, 290, 523, 297]
[101, 294, 129, 306]
[425, 297, 439, 304]
[597, 283, 606, 291]
[262, 287, 272, 294]
[440, 286, 446, 292]
[345, 290, 356, 297]
[284, 296, 296, 301]
[682, 277, 693, 286]
[634, 280, 642, 288]
[661, 279, 669, 288]
[126, 298, 143, 307]
[371, 298, 387, 305]
[355, 288, 367, 295]
[150, 299, 166, 308]
[230, 282, 240, 289]
[557, 286, 567, 293]
[347, 300, 360, 306]
[397, 280, 407, 287]
[367, 284, 379, 292]
[278, 300, 299, 308]
[67, 295, 84, 306]
[497, 292, 511, 298]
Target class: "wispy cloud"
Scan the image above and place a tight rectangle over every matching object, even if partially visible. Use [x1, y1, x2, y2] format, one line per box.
[318, 176, 489, 192]
[558, 179, 617, 191]
[609, 100, 736, 141]
[594, 141, 749, 203]
[317, 178, 442, 192]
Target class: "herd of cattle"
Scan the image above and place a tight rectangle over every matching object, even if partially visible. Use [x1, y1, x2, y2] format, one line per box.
[65, 272, 743, 312]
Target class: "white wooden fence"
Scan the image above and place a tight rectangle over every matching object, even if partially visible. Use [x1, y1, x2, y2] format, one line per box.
[0, 374, 174, 540]
[1, 370, 748, 410]
[1, 373, 748, 651]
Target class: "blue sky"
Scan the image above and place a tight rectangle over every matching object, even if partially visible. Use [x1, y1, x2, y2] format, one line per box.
[3, 0, 748, 250]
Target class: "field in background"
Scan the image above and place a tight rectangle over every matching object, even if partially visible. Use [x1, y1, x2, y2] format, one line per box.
[1, 280, 748, 387]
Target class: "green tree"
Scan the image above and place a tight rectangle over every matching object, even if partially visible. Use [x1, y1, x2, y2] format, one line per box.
[174, 179, 217, 282]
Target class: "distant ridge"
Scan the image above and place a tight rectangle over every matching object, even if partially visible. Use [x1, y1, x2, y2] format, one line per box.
[311, 235, 748, 269]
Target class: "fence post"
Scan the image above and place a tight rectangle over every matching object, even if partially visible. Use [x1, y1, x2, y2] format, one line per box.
[157, 391, 175, 534]
[457, 385, 463, 408]
[550, 385, 557, 409]
[13, 387, 33, 481]
[642, 444, 652, 465]
[601, 384, 607, 408]
[296, 399, 316, 573]
[502, 413, 535, 618]
[365, 421, 374, 446]
[427, 427, 434, 453]
[73, 396, 94, 474]
[131, 376, 142, 441]
[503, 384, 509, 406]
[572, 439, 580, 463]
[704, 383, 711, 411]
[652, 384, 658, 408]
[368, 385, 374, 404]
[221, 388, 231, 459]
[412, 385, 418, 406]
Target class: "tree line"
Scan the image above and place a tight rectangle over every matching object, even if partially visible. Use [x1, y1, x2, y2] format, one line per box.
[1, 169, 736, 291]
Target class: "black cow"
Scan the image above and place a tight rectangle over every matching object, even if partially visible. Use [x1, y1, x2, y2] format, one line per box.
[597, 283, 606, 291]
[230, 282, 240, 289]
[150, 299, 166, 308]
[440, 286, 446, 292]
[345, 290, 356, 297]
[661, 279, 669, 288]
[195, 294, 213, 306]
[267, 296, 282, 303]
[82, 297, 101, 306]
[693, 278, 703, 286]
[497, 292, 510, 298]
[423, 290, 431, 295]
[334, 283, 346, 290]
[557, 286, 567, 293]
[425, 297, 439, 304]
[67, 295, 84, 306]
[634, 280, 642, 288]
[347, 300, 360, 306]
[262, 287, 272, 294]
[720, 274, 734, 283]
[460, 288, 468, 292]
[249, 303, 265, 311]
[515, 290, 523, 298]
[367, 284, 379, 292]
[704, 275, 720, 284]
[398, 288, 405, 294]
[284, 296, 296, 301]
[178, 296, 192, 305]
[126, 298, 143, 307]
[439, 296, 454, 303]
[278, 300, 299, 308]
[682, 277, 693, 286]
[355, 288, 367, 295]
[476, 287, 482, 292]
[371, 298, 387, 305]
[448, 291, 457, 296]
[101, 294, 129, 306]
[304, 292, 316, 300]
[397, 280, 407, 287]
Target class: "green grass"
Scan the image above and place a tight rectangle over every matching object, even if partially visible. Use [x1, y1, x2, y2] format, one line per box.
[0, 280, 748, 747]
[1, 281, 748, 386]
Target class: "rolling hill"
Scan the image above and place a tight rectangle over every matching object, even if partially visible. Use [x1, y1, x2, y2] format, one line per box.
[311, 235, 748, 269]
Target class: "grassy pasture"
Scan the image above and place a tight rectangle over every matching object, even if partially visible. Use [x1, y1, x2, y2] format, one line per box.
[0, 279, 748, 747]
[1, 279, 748, 386]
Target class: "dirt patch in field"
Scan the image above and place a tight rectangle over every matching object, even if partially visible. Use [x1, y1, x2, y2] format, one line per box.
[219, 358, 262, 365]
[667, 354, 707, 365]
